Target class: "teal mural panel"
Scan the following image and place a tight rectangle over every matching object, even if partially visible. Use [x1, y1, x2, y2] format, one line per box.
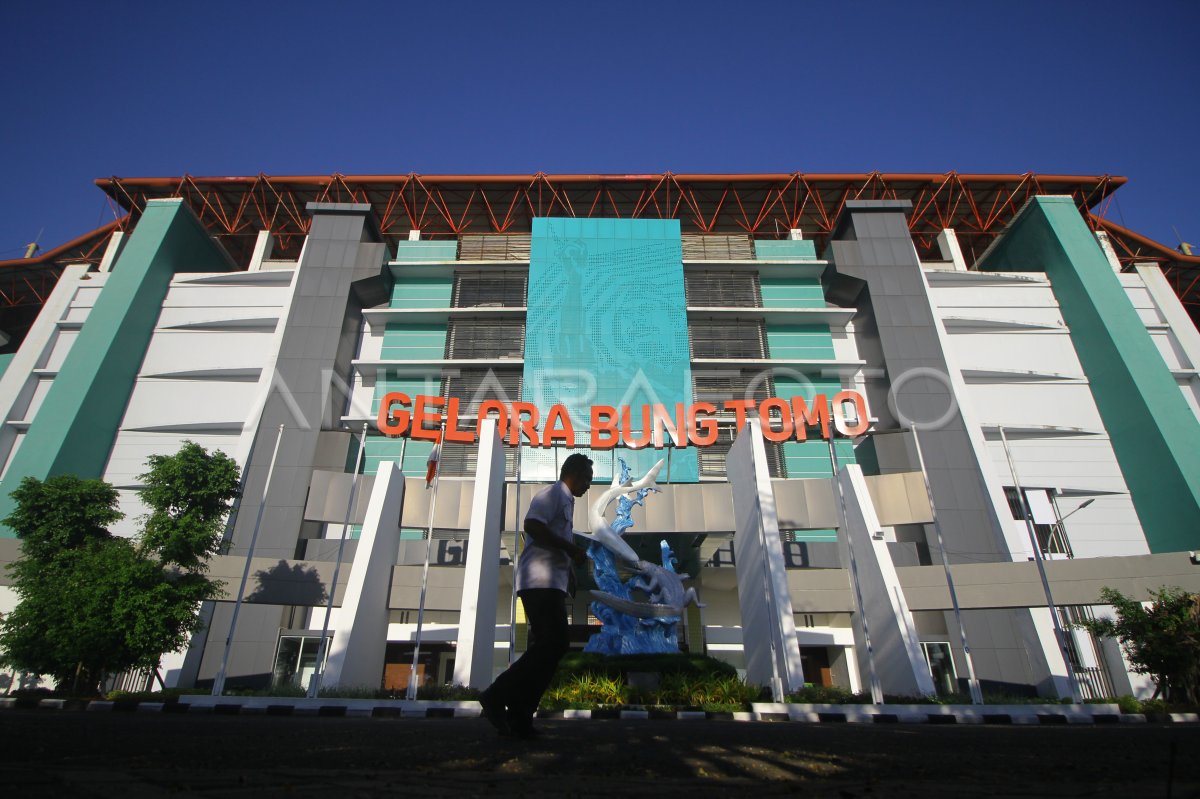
[525, 218, 696, 483]
[761, 277, 826, 308]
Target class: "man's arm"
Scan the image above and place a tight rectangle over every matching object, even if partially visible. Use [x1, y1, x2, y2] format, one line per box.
[524, 518, 588, 565]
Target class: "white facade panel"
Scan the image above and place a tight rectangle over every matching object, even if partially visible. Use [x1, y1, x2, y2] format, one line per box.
[928, 283, 1056, 311]
[161, 286, 292, 308]
[16, 378, 53, 422]
[965, 382, 1105, 431]
[947, 331, 1082, 376]
[139, 331, 274, 375]
[120, 380, 259, 431]
[39, 328, 79, 371]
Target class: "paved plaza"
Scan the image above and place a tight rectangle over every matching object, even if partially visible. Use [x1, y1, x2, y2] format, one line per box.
[0, 710, 1197, 797]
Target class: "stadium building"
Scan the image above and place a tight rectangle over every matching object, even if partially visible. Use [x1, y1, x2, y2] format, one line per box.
[1, 173, 1199, 699]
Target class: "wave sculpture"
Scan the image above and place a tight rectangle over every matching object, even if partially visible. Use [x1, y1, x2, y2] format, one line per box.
[578, 458, 705, 655]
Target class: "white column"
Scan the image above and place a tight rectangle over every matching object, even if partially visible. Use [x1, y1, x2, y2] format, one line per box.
[936, 229, 967, 271]
[838, 464, 937, 697]
[453, 419, 506, 689]
[322, 461, 406, 689]
[728, 420, 805, 698]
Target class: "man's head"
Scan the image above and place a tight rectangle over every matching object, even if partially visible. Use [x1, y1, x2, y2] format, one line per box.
[560, 453, 594, 497]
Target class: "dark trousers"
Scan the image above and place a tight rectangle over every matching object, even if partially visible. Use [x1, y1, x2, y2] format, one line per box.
[483, 588, 569, 726]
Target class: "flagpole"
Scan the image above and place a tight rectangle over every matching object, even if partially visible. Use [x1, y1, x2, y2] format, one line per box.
[213, 423, 285, 697]
[507, 441, 524, 664]
[407, 419, 447, 700]
[307, 422, 369, 699]
[997, 425, 1082, 703]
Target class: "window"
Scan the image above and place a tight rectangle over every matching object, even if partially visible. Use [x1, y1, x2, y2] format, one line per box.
[1002, 487, 1073, 557]
[445, 319, 525, 360]
[452, 270, 527, 308]
[921, 642, 958, 697]
[689, 319, 767, 359]
[698, 422, 785, 478]
[685, 271, 761, 308]
[271, 634, 330, 690]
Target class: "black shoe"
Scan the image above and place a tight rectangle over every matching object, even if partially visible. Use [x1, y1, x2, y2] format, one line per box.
[479, 693, 510, 736]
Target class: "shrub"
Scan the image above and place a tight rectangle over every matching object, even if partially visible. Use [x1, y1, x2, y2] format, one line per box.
[787, 685, 872, 704]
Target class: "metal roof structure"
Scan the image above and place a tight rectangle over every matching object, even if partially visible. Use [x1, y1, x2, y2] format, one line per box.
[2, 172, 1198, 350]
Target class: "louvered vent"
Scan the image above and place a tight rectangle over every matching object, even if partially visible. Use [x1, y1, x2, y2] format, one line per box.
[698, 424, 786, 478]
[437, 433, 520, 478]
[458, 235, 532, 261]
[692, 370, 775, 406]
[685, 271, 762, 307]
[442, 368, 523, 412]
[681, 234, 754, 261]
[688, 319, 767, 359]
[452, 271, 527, 308]
[445, 319, 525, 360]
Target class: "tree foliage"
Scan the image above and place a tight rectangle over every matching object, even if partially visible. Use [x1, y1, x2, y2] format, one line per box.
[1080, 586, 1200, 705]
[0, 443, 241, 694]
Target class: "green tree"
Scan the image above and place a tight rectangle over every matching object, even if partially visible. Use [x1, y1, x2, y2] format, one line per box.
[1080, 586, 1200, 705]
[0, 443, 240, 695]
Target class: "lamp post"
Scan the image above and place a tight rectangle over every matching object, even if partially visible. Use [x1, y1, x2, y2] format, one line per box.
[997, 426, 1083, 703]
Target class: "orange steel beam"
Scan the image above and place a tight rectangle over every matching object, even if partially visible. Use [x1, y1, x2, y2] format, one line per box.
[92, 172, 1131, 268]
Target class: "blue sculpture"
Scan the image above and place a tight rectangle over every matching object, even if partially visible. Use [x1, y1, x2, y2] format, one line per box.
[578, 458, 704, 655]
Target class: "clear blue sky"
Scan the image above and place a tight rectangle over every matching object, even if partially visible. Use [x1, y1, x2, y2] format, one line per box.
[1, 0, 1197, 257]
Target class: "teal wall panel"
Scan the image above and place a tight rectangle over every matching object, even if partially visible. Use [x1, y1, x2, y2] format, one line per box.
[0, 200, 233, 535]
[525, 218, 696, 482]
[755, 240, 817, 260]
[393, 241, 458, 262]
[390, 274, 453, 307]
[761, 277, 826, 308]
[978, 196, 1200, 553]
[0, 353, 12, 379]
[380, 323, 447, 360]
[766, 324, 835, 360]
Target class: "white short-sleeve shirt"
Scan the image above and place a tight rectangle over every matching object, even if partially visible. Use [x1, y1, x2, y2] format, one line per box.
[515, 481, 575, 594]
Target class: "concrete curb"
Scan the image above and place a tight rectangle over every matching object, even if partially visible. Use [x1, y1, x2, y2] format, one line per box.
[0, 696, 1189, 724]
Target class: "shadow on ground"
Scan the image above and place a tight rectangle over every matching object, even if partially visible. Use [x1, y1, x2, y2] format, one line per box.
[0, 711, 1197, 797]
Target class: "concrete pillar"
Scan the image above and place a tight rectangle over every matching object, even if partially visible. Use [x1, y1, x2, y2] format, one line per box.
[453, 420, 506, 688]
[323, 461, 405, 689]
[728, 419, 805, 698]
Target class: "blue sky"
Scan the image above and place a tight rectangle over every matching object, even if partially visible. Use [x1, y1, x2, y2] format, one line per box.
[1, 0, 1197, 257]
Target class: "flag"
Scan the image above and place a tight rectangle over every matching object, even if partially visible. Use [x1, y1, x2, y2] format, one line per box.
[425, 442, 441, 488]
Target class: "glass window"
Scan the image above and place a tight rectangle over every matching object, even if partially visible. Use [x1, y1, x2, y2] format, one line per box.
[921, 641, 958, 697]
[1002, 487, 1073, 557]
[271, 635, 329, 690]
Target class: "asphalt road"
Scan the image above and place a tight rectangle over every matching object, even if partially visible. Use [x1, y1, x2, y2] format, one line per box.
[0, 710, 1197, 797]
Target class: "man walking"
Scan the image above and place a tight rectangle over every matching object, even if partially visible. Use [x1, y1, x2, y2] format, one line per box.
[479, 453, 593, 738]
